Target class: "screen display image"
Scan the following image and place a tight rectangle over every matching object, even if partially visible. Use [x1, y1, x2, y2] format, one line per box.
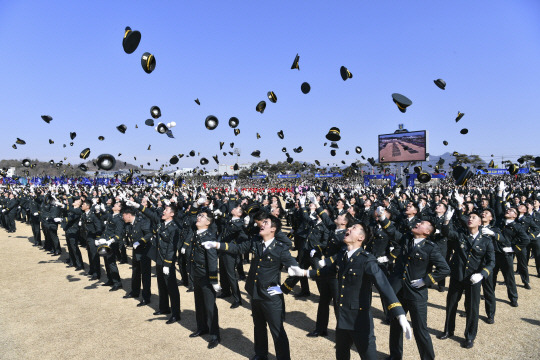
[378, 130, 428, 163]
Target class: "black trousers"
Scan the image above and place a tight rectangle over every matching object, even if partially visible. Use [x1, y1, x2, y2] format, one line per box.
[514, 246, 530, 285]
[86, 236, 101, 277]
[7, 212, 16, 232]
[336, 328, 377, 360]
[252, 297, 290, 360]
[45, 225, 61, 253]
[485, 252, 518, 318]
[236, 254, 246, 278]
[193, 275, 220, 339]
[443, 277, 482, 341]
[178, 252, 190, 287]
[296, 246, 313, 293]
[30, 218, 41, 244]
[42, 223, 52, 250]
[66, 232, 84, 268]
[219, 252, 242, 302]
[104, 245, 121, 285]
[131, 255, 152, 301]
[527, 238, 540, 276]
[390, 295, 434, 360]
[314, 278, 338, 332]
[156, 264, 180, 317]
[432, 239, 448, 287]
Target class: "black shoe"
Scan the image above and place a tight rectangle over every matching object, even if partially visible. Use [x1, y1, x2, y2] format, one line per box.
[102, 281, 114, 287]
[137, 300, 151, 307]
[109, 285, 122, 292]
[462, 339, 474, 349]
[437, 332, 454, 340]
[90, 275, 99, 281]
[459, 312, 466, 317]
[66, 264, 73, 268]
[230, 301, 242, 309]
[208, 338, 220, 349]
[119, 260, 128, 264]
[294, 291, 310, 298]
[75, 267, 84, 271]
[123, 292, 137, 299]
[47, 251, 55, 255]
[250, 356, 268, 360]
[189, 330, 209, 338]
[217, 293, 232, 299]
[52, 252, 61, 256]
[187, 287, 194, 293]
[154, 310, 171, 316]
[438, 286, 445, 292]
[166, 316, 180, 324]
[510, 300, 518, 307]
[524, 283, 531, 290]
[238, 275, 246, 281]
[486, 317, 494, 324]
[307, 330, 328, 337]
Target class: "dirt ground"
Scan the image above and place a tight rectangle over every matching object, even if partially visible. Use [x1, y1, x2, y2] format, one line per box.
[1, 222, 539, 360]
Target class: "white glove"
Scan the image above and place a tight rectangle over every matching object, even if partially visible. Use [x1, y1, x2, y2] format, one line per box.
[243, 216, 250, 226]
[307, 192, 317, 205]
[502, 247, 514, 253]
[92, 198, 98, 205]
[444, 207, 455, 222]
[398, 315, 412, 340]
[94, 205, 101, 213]
[310, 249, 317, 258]
[299, 196, 306, 207]
[395, 188, 401, 196]
[33, 212, 38, 216]
[288, 265, 306, 277]
[470, 273, 483, 284]
[163, 199, 171, 206]
[212, 284, 222, 292]
[163, 266, 170, 276]
[377, 256, 389, 263]
[196, 196, 206, 206]
[180, 247, 186, 254]
[53, 217, 62, 223]
[267, 285, 283, 296]
[318, 259, 326, 268]
[1, 209, 5, 213]
[454, 190, 464, 205]
[213, 209, 222, 216]
[376, 206, 386, 221]
[95, 239, 106, 246]
[133, 241, 140, 249]
[100, 203, 106, 212]
[106, 239, 114, 246]
[498, 181, 505, 194]
[410, 278, 426, 288]
[202, 241, 218, 249]
[481, 227, 495, 236]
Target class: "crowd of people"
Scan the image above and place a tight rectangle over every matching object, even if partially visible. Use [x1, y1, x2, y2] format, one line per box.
[1, 173, 539, 360]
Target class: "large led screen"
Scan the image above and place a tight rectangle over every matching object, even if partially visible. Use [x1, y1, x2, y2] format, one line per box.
[378, 130, 428, 163]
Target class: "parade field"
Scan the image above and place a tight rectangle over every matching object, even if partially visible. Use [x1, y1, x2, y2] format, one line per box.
[1, 222, 539, 360]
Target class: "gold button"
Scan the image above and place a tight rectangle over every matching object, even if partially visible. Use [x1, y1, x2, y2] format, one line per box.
[406, 264, 408, 267]
[342, 285, 345, 288]
[359, 308, 362, 310]
[341, 294, 343, 297]
[340, 304, 343, 307]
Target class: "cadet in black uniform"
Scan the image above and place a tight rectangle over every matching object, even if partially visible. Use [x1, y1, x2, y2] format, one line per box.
[98, 200, 125, 291]
[27, 195, 42, 246]
[80, 199, 104, 280]
[62, 197, 84, 270]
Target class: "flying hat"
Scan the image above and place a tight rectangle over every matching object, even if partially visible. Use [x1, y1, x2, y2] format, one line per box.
[345, 150, 349, 155]
[301, 82, 311, 94]
[200, 157, 209, 165]
[517, 157, 525, 164]
[70, 142, 74, 146]
[213, 155, 219, 164]
[79, 148, 91, 160]
[256, 133, 261, 139]
[460, 128, 468, 135]
[141, 52, 156, 74]
[194, 98, 200, 105]
[455, 112, 465, 122]
[230, 142, 234, 148]
[434, 79, 446, 90]
[443, 140, 448, 146]
[70, 132, 77, 140]
[97, 244, 112, 256]
[234, 129, 240, 136]
[414, 166, 422, 174]
[96, 154, 116, 171]
[251, 150, 261, 158]
[287, 157, 293, 164]
[233, 163, 239, 171]
[228, 117, 239, 128]
[156, 123, 168, 134]
[392, 93, 412, 113]
[205, 115, 218, 130]
[330, 142, 339, 149]
[256, 101, 266, 113]
[78, 164, 88, 172]
[326, 127, 341, 141]
[122, 26, 141, 54]
[293, 146, 303, 153]
[367, 157, 376, 166]
[49, 139, 54, 144]
[282, 147, 287, 153]
[507, 163, 519, 175]
[49, 160, 54, 165]
[330, 149, 336, 156]
[277, 130, 284, 139]
[267, 91, 277, 103]
[22, 159, 31, 167]
[291, 53, 300, 70]
[219, 142, 224, 150]
[170, 155, 179, 165]
[355, 146, 362, 154]
[417, 172, 431, 183]
[151, 106, 161, 119]
[340, 66, 353, 81]
[452, 165, 474, 185]
[117, 124, 127, 134]
[189, 150, 195, 157]
[98, 136, 105, 141]
[315, 160, 321, 166]
[488, 160, 494, 168]
[41, 115, 52, 123]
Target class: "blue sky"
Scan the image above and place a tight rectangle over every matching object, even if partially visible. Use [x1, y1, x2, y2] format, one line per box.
[1, 1, 539, 170]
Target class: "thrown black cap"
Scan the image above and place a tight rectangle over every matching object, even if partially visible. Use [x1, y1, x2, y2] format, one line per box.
[452, 165, 474, 185]
[314, 160, 321, 166]
[434, 79, 446, 90]
[330, 149, 336, 156]
[256, 133, 261, 139]
[145, 119, 154, 127]
[97, 136, 104, 141]
[234, 129, 240, 136]
[417, 172, 431, 183]
[69, 142, 74, 146]
[228, 117, 239, 128]
[291, 53, 300, 70]
[345, 150, 349, 155]
[281, 147, 287, 153]
[355, 146, 362, 154]
[326, 127, 341, 141]
[367, 157, 376, 166]
[233, 163, 239, 171]
[392, 93, 412, 113]
[330, 142, 339, 149]
[22, 159, 31, 167]
[267, 91, 277, 103]
[169, 155, 179, 165]
[213, 155, 219, 164]
[156, 123, 168, 134]
[80, 148, 91, 159]
[340, 66, 353, 81]
[443, 140, 448, 146]
[301, 82, 311, 94]
[277, 130, 284, 139]
[195, 98, 200, 105]
[460, 128, 468, 135]
[455, 112, 464, 122]
[122, 26, 141, 54]
[230, 142, 234, 148]
[141, 52, 156, 74]
[205, 115, 219, 130]
[48, 139, 54, 144]
[200, 158, 209, 165]
[488, 160, 494, 168]
[97, 154, 116, 171]
[78, 164, 88, 172]
[287, 157, 293, 164]
[151, 106, 161, 119]
[219, 141, 224, 150]
[256, 101, 266, 114]
[70, 132, 76, 140]
[508, 163, 519, 175]
[41, 115, 53, 123]
[16, 138, 26, 145]
[251, 150, 261, 158]
[293, 146, 303, 153]
[117, 124, 127, 134]
[189, 150, 195, 157]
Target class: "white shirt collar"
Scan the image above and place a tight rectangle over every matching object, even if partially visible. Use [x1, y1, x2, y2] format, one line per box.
[197, 229, 207, 235]
[346, 248, 359, 259]
[164, 220, 172, 226]
[263, 237, 274, 249]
